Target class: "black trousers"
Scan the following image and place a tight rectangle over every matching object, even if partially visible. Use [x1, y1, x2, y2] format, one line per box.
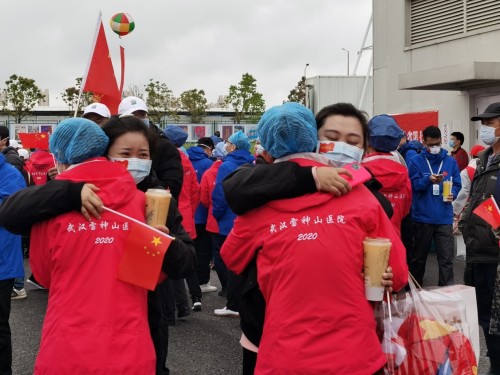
[0, 278, 14, 375]
[211, 233, 228, 290]
[410, 222, 454, 286]
[226, 270, 243, 312]
[194, 224, 212, 285]
[473, 263, 500, 365]
[148, 281, 170, 375]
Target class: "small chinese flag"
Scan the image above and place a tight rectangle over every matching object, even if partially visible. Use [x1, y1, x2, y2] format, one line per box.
[117, 221, 172, 290]
[81, 15, 121, 114]
[18, 133, 49, 150]
[473, 196, 500, 229]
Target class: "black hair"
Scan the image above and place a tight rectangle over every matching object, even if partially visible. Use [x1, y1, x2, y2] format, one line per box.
[422, 125, 441, 140]
[101, 115, 157, 158]
[315, 103, 369, 148]
[0, 126, 9, 141]
[450, 131, 464, 145]
[197, 137, 215, 149]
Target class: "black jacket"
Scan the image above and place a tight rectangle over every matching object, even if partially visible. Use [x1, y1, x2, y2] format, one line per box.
[222, 161, 393, 218]
[2, 146, 23, 172]
[462, 148, 500, 263]
[149, 123, 183, 200]
[0, 178, 195, 278]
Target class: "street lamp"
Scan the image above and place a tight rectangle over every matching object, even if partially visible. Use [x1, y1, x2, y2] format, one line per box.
[304, 63, 309, 79]
[341, 48, 350, 76]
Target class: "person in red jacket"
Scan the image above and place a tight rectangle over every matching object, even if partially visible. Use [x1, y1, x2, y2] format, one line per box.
[362, 114, 412, 236]
[200, 142, 225, 295]
[221, 103, 408, 375]
[163, 126, 202, 313]
[30, 118, 156, 374]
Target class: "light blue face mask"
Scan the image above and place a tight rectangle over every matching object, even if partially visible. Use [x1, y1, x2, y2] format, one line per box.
[108, 156, 152, 184]
[316, 141, 363, 167]
[480, 125, 499, 145]
[142, 118, 150, 127]
[448, 140, 455, 148]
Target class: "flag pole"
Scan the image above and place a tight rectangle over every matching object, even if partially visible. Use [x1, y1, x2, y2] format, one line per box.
[102, 206, 175, 240]
[491, 195, 500, 214]
[74, 11, 103, 117]
[119, 37, 125, 95]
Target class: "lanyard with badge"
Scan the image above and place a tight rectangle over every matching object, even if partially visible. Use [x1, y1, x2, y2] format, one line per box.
[425, 158, 443, 196]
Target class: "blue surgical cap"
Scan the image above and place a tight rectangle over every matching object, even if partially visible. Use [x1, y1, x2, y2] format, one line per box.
[228, 131, 250, 151]
[213, 142, 226, 159]
[50, 118, 109, 164]
[368, 114, 404, 152]
[257, 102, 317, 159]
[163, 126, 188, 147]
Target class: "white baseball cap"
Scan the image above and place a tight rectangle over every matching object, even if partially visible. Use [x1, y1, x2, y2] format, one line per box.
[18, 148, 29, 160]
[118, 96, 148, 116]
[83, 103, 111, 119]
[9, 140, 20, 149]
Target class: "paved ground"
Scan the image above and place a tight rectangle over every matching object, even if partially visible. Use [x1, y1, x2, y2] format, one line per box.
[10, 255, 487, 374]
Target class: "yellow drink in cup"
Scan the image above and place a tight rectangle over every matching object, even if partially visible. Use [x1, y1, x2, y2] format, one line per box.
[363, 238, 391, 301]
[145, 189, 171, 226]
[442, 180, 452, 202]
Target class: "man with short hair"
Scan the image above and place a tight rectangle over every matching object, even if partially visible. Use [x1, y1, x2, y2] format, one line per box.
[463, 102, 500, 374]
[82, 103, 111, 126]
[449, 131, 469, 171]
[408, 125, 461, 286]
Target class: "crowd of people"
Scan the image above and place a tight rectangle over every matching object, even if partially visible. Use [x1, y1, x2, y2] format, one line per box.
[0, 97, 499, 374]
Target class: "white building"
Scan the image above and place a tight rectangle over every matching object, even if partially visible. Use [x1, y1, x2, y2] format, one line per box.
[374, 0, 500, 149]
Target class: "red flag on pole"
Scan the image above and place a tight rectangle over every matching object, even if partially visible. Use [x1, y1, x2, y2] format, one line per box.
[81, 14, 121, 114]
[473, 196, 500, 229]
[18, 133, 49, 150]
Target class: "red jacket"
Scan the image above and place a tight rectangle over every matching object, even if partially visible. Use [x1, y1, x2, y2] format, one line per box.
[26, 150, 55, 185]
[221, 157, 408, 375]
[451, 147, 469, 171]
[177, 150, 200, 239]
[30, 158, 155, 374]
[363, 152, 412, 236]
[200, 160, 221, 234]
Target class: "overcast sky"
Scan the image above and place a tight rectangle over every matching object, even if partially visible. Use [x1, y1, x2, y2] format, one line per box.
[2, 0, 372, 108]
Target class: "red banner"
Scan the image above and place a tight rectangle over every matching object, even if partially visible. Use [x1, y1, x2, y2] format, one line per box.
[391, 111, 439, 142]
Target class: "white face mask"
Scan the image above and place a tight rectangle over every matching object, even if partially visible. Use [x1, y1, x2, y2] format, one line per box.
[316, 141, 363, 167]
[108, 156, 152, 184]
[480, 125, 499, 145]
[428, 146, 441, 155]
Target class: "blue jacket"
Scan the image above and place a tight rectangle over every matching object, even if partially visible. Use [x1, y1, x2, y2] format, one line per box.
[0, 154, 26, 280]
[408, 148, 461, 225]
[212, 150, 255, 235]
[187, 146, 214, 224]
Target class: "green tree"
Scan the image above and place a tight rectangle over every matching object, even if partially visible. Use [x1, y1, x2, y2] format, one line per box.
[61, 77, 93, 116]
[287, 76, 306, 105]
[1, 74, 45, 123]
[226, 73, 265, 124]
[180, 89, 208, 123]
[144, 79, 179, 123]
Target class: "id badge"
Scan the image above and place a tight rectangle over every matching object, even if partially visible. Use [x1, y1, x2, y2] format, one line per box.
[433, 184, 440, 196]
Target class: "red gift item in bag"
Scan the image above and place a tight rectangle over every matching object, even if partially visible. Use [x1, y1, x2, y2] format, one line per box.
[394, 314, 477, 375]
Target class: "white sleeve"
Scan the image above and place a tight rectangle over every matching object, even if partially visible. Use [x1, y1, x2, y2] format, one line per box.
[452, 168, 471, 215]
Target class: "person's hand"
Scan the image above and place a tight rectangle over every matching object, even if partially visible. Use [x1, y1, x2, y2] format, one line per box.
[47, 166, 58, 180]
[315, 167, 353, 197]
[80, 184, 103, 221]
[152, 225, 170, 235]
[444, 194, 453, 203]
[429, 174, 443, 184]
[381, 266, 393, 293]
